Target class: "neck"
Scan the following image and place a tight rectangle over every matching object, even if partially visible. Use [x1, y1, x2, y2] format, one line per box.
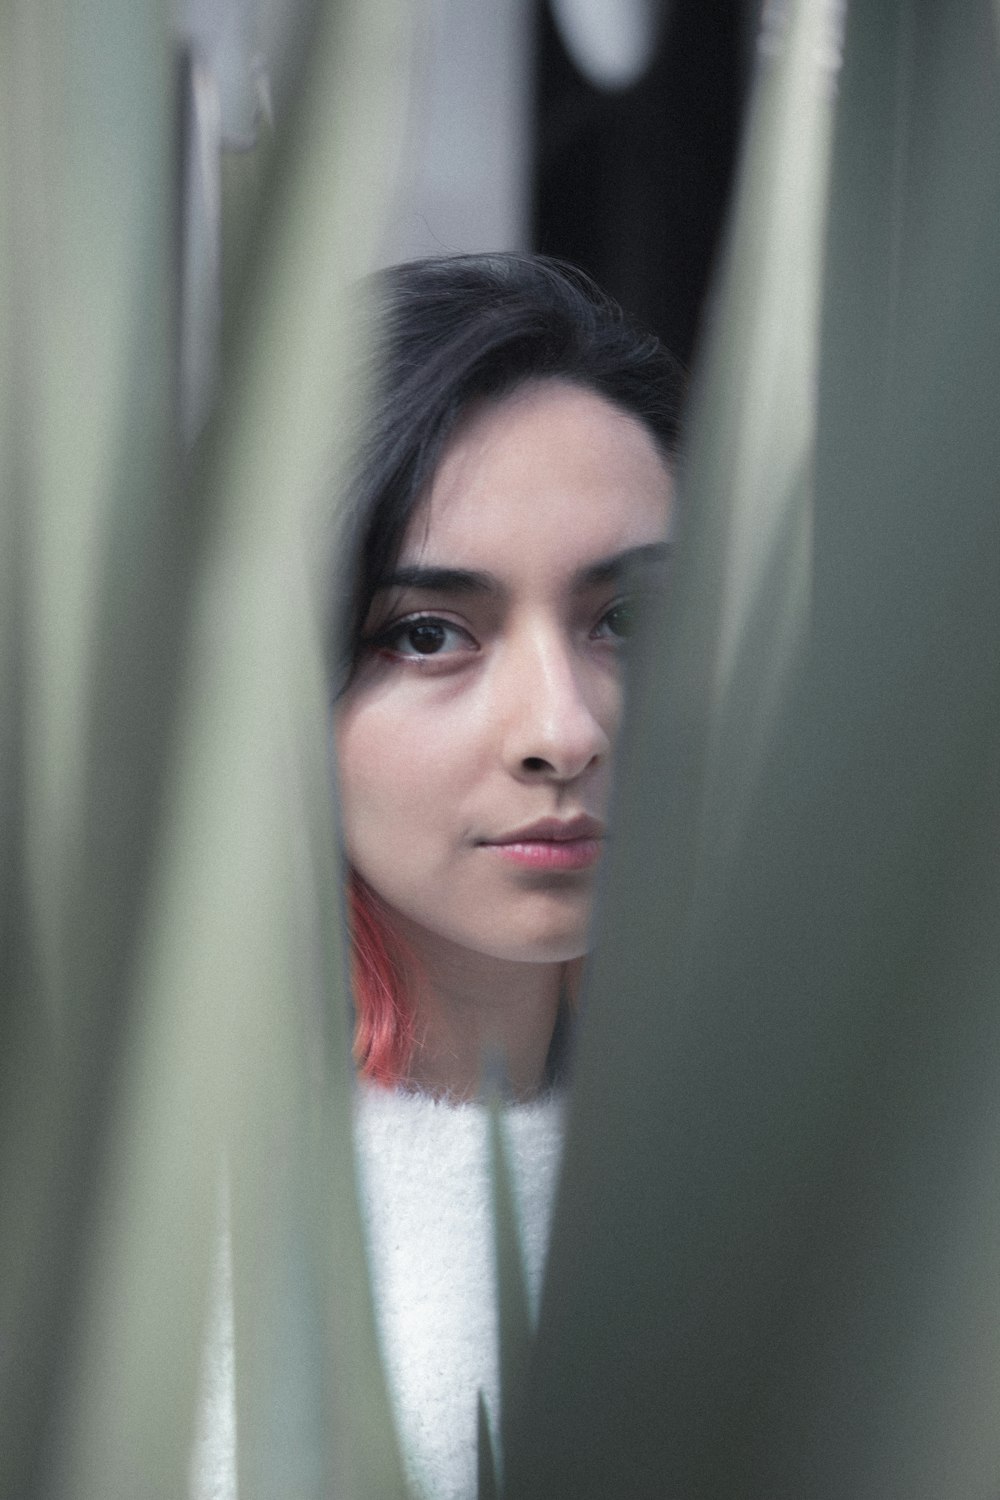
[394, 926, 564, 1102]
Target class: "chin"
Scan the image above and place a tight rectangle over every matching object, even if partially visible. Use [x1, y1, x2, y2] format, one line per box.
[482, 924, 592, 966]
[389, 889, 594, 967]
[479, 897, 595, 965]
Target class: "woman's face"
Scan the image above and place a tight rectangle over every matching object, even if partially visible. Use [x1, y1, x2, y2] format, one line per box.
[336, 379, 672, 969]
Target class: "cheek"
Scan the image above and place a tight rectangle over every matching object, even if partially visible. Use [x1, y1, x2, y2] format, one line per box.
[335, 696, 464, 859]
[336, 709, 402, 847]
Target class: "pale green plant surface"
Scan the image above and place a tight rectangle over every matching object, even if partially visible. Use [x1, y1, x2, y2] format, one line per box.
[485, 1096, 534, 1499]
[53, 0, 414, 1491]
[1, 2, 177, 1495]
[670, 0, 836, 882]
[505, 2, 1000, 1498]
[3, 0, 411, 1497]
[505, 0, 843, 1487]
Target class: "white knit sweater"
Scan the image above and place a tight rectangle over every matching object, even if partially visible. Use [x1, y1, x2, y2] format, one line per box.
[190, 1086, 564, 1500]
[355, 1085, 564, 1499]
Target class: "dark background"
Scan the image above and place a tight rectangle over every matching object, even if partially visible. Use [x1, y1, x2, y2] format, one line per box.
[532, 0, 757, 367]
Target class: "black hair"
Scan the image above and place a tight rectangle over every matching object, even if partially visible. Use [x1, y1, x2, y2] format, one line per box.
[336, 252, 686, 684]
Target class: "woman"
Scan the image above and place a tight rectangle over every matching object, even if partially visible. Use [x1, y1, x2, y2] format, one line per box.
[336, 253, 683, 1498]
[192, 252, 682, 1500]
[337, 251, 682, 1097]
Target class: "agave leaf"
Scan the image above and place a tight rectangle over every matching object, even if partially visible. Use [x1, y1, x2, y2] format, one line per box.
[509, 1, 1000, 1497]
[485, 1090, 533, 1486]
[507, 0, 843, 1479]
[0, 0, 178, 1494]
[477, 1389, 501, 1500]
[0, 24, 44, 1492]
[645, 0, 838, 903]
[784, 3, 1000, 1483]
[36, 0, 412, 1497]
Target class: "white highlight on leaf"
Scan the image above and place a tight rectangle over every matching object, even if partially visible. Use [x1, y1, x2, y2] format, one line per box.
[759, 0, 846, 97]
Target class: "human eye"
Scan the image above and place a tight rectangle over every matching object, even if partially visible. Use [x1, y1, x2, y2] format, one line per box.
[368, 612, 479, 661]
[591, 594, 644, 644]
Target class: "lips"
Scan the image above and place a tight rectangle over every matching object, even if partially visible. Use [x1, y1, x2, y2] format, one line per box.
[480, 815, 605, 871]
[487, 815, 605, 845]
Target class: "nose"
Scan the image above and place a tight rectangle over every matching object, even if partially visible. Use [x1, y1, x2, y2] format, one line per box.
[497, 624, 613, 782]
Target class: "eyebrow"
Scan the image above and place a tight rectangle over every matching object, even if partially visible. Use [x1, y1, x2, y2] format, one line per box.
[575, 541, 671, 588]
[376, 564, 498, 595]
[376, 543, 671, 598]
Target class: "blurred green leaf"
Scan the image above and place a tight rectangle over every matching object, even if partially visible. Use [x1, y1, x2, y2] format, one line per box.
[507, 3, 1000, 1497]
[1, 0, 178, 1493]
[488, 1095, 533, 1491]
[3, 0, 411, 1496]
[477, 1391, 500, 1500]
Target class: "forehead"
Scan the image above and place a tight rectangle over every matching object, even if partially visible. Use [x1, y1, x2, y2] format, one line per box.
[400, 380, 672, 574]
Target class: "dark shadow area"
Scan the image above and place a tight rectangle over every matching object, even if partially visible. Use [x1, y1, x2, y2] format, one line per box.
[532, 0, 755, 366]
